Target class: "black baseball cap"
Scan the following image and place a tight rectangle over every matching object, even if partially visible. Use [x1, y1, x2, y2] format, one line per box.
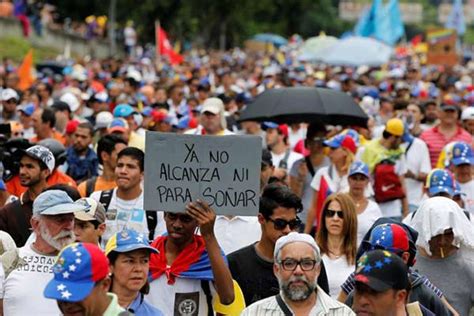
[354, 249, 409, 292]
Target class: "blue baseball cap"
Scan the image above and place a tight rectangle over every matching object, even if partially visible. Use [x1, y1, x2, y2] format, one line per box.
[44, 243, 109, 302]
[349, 161, 369, 178]
[113, 104, 136, 118]
[425, 169, 455, 197]
[33, 190, 87, 216]
[451, 142, 474, 166]
[17, 103, 36, 116]
[262, 121, 279, 129]
[323, 133, 357, 154]
[105, 229, 158, 256]
[107, 118, 129, 133]
[367, 223, 410, 252]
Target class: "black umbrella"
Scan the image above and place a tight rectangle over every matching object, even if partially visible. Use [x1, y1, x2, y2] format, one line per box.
[239, 87, 368, 127]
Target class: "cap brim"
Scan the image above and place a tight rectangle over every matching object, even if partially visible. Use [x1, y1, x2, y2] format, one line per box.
[452, 157, 474, 166]
[108, 127, 127, 133]
[110, 244, 158, 255]
[349, 171, 369, 178]
[429, 186, 454, 197]
[355, 275, 392, 292]
[323, 139, 338, 148]
[441, 105, 459, 111]
[74, 211, 97, 222]
[44, 278, 95, 302]
[262, 122, 279, 130]
[41, 203, 88, 216]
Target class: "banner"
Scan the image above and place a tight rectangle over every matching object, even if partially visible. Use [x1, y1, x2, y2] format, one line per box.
[144, 132, 261, 216]
[426, 29, 458, 66]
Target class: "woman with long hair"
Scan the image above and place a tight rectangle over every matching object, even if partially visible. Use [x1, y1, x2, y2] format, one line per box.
[305, 133, 357, 233]
[106, 229, 164, 315]
[347, 161, 382, 244]
[316, 192, 358, 298]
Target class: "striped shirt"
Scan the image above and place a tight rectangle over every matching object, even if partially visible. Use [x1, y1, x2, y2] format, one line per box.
[419, 125, 472, 167]
[241, 287, 355, 316]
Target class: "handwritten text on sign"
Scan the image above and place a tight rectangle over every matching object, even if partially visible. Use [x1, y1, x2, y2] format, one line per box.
[144, 132, 261, 216]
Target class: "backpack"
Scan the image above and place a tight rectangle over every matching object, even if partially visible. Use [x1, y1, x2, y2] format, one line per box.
[373, 159, 405, 203]
[85, 176, 98, 197]
[99, 189, 157, 242]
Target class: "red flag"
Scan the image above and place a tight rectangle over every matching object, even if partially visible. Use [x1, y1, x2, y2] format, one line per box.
[410, 34, 423, 47]
[315, 176, 332, 228]
[156, 25, 183, 65]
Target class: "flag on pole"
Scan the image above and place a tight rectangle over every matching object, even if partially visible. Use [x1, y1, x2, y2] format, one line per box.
[445, 0, 466, 36]
[354, 0, 382, 37]
[155, 24, 183, 65]
[17, 49, 34, 91]
[315, 176, 332, 228]
[380, 0, 405, 45]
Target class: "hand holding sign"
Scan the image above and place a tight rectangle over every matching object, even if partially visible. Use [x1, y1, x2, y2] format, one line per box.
[185, 200, 216, 237]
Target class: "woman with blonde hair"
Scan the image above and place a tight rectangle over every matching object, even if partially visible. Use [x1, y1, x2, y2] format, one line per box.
[316, 192, 358, 298]
[305, 133, 357, 233]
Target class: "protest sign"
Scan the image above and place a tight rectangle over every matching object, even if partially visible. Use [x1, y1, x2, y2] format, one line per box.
[426, 29, 458, 66]
[144, 132, 261, 216]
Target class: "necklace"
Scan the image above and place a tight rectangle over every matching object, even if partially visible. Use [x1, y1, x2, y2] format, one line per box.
[328, 249, 343, 259]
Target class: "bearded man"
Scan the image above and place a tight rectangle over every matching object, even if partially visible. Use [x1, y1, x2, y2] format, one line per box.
[241, 232, 354, 315]
[1, 190, 86, 316]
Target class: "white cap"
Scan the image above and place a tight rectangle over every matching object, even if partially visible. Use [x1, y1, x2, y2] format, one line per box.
[1, 88, 19, 101]
[60, 93, 80, 112]
[95, 111, 114, 130]
[274, 232, 321, 261]
[126, 69, 142, 83]
[201, 97, 224, 115]
[461, 107, 474, 121]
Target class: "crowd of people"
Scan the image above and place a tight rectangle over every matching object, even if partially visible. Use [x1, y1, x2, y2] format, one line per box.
[0, 40, 473, 315]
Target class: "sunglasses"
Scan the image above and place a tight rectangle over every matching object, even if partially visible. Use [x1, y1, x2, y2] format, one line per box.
[267, 217, 301, 231]
[325, 209, 344, 219]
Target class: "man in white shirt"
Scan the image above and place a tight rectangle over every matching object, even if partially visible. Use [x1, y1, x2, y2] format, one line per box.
[1, 190, 86, 316]
[242, 232, 354, 315]
[402, 130, 431, 212]
[264, 122, 303, 182]
[91, 147, 165, 246]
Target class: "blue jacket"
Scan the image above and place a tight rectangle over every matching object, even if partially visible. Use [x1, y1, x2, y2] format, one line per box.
[66, 147, 99, 182]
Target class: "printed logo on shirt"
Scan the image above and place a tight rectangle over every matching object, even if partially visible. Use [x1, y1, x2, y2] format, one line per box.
[174, 292, 199, 316]
[381, 184, 395, 192]
[17, 255, 55, 273]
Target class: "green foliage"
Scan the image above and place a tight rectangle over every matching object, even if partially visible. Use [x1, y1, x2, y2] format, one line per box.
[0, 36, 60, 63]
[48, 0, 346, 48]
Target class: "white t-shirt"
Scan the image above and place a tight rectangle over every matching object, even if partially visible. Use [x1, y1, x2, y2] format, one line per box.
[124, 26, 137, 46]
[213, 215, 261, 254]
[271, 150, 304, 171]
[357, 200, 383, 245]
[2, 246, 58, 316]
[148, 275, 216, 316]
[321, 254, 354, 298]
[403, 138, 431, 207]
[90, 189, 166, 247]
[459, 179, 474, 215]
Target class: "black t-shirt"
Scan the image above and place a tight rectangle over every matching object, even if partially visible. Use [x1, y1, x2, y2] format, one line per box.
[228, 242, 329, 306]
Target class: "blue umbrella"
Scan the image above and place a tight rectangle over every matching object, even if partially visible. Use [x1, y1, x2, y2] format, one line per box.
[319, 37, 393, 66]
[252, 33, 288, 47]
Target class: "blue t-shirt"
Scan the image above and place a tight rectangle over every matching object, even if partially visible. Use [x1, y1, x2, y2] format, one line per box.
[129, 293, 164, 316]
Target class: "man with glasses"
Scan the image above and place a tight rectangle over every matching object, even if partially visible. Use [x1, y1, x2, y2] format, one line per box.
[242, 232, 354, 315]
[228, 184, 329, 306]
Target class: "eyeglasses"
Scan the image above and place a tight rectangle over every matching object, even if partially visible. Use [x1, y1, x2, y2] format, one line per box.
[325, 209, 344, 219]
[278, 258, 318, 271]
[267, 217, 301, 231]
